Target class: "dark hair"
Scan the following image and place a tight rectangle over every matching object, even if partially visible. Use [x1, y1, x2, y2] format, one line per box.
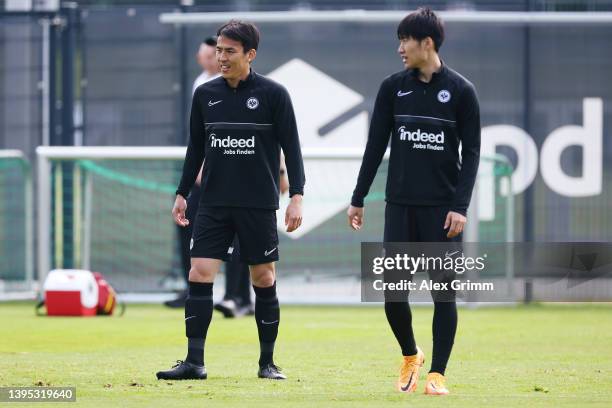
[216, 20, 260, 52]
[203, 36, 217, 47]
[397, 7, 444, 52]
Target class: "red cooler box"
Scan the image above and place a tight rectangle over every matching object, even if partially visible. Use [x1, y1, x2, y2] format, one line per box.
[43, 269, 99, 316]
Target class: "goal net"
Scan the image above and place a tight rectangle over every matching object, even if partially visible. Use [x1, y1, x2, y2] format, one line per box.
[0, 151, 34, 295]
[36, 147, 513, 302]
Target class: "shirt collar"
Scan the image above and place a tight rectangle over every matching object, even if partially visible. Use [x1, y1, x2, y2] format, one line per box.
[224, 69, 256, 90]
[409, 60, 446, 83]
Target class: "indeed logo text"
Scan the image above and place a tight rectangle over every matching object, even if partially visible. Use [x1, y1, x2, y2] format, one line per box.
[398, 126, 445, 144]
[210, 135, 255, 149]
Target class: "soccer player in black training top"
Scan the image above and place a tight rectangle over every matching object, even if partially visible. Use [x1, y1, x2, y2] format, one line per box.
[157, 20, 305, 381]
[348, 8, 480, 395]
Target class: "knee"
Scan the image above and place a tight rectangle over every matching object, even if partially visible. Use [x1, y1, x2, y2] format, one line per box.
[384, 289, 410, 303]
[252, 273, 275, 288]
[433, 300, 457, 310]
[188, 266, 214, 283]
[250, 264, 275, 288]
[432, 288, 456, 303]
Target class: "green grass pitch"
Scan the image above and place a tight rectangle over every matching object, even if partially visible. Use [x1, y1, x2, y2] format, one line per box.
[1, 302, 611, 407]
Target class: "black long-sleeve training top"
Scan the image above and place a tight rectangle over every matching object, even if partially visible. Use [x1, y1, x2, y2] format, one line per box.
[351, 64, 480, 216]
[176, 70, 305, 210]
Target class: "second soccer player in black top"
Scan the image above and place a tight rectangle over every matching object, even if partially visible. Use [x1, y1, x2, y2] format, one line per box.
[348, 8, 480, 396]
[157, 20, 305, 382]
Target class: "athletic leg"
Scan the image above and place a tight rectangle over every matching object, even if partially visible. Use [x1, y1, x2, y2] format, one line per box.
[157, 207, 233, 380]
[416, 206, 460, 392]
[184, 258, 220, 366]
[384, 203, 425, 393]
[234, 208, 285, 379]
[250, 263, 279, 368]
[383, 203, 418, 357]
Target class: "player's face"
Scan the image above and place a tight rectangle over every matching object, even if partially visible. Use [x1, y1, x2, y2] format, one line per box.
[397, 37, 427, 69]
[216, 35, 256, 81]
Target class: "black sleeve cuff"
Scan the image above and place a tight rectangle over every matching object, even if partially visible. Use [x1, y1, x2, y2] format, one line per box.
[351, 196, 364, 208]
[175, 190, 188, 199]
[289, 188, 304, 198]
[450, 207, 467, 216]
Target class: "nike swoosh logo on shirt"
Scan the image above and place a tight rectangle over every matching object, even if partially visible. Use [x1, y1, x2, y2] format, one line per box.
[208, 100, 222, 106]
[397, 90, 413, 97]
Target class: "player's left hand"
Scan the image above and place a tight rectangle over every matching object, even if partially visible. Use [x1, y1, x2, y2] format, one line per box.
[444, 211, 466, 238]
[347, 205, 364, 230]
[285, 194, 303, 232]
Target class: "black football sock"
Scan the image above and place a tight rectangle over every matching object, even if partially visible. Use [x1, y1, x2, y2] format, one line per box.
[253, 282, 279, 366]
[384, 301, 418, 356]
[430, 301, 457, 375]
[184, 281, 213, 366]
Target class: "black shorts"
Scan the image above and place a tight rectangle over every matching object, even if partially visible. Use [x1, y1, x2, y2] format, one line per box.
[384, 202, 462, 243]
[383, 203, 461, 302]
[190, 206, 279, 265]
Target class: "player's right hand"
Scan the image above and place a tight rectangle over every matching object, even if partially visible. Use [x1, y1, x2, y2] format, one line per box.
[172, 194, 189, 227]
[347, 205, 364, 230]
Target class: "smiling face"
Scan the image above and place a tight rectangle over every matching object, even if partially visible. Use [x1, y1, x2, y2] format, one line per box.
[215, 35, 256, 84]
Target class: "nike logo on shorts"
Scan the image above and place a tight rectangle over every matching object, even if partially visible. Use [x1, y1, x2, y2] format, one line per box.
[264, 248, 277, 256]
[185, 316, 196, 321]
[208, 100, 222, 106]
[444, 250, 460, 258]
[397, 90, 413, 97]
